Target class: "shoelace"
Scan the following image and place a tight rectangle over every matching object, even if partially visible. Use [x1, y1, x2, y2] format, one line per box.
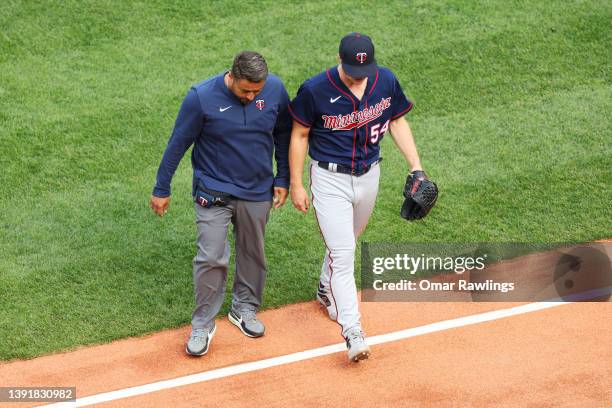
[346, 330, 364, 344]
[240, 309, 258, 323]
[191, 328, 208, 340]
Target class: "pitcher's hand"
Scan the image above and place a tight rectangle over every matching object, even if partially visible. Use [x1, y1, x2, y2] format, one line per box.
[290, 185, 310, 214]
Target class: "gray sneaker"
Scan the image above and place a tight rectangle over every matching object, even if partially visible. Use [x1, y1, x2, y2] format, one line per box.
[186, 324, 216, 356]
[345, 327, 370, 362]
[316, 281, 337, 321]
[228, 308, 265, 338]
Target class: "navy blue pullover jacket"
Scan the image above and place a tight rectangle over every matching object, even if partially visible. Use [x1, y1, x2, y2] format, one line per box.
[153, 72, 291, 201]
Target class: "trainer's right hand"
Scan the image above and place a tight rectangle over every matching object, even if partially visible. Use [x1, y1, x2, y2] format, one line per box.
[290, 185, 310, 214]
[150, 195, 171, 217]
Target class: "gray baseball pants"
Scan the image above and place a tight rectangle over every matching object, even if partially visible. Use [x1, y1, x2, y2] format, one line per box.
[310, 160, 380, 338]
[191, 199, 272, 330]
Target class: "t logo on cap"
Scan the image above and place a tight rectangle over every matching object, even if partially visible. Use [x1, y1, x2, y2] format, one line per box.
[356, 52, 367, 64]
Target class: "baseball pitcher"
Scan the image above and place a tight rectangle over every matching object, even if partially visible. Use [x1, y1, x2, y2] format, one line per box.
[288, 33, 437, 362]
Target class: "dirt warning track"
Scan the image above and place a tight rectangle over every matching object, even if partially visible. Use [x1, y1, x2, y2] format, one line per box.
[1, 299, 610, 408]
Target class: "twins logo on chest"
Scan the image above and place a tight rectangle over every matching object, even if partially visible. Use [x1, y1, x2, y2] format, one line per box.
[321, 97, 391, 131]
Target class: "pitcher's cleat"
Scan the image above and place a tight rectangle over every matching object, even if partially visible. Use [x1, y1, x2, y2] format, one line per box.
[345, 327, 371, 362]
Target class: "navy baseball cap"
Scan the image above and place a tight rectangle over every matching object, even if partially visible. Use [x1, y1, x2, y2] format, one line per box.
[339, 32, 377, 78]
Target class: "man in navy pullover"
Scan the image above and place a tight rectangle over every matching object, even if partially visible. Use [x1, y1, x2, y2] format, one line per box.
[151, 51, 291, 356]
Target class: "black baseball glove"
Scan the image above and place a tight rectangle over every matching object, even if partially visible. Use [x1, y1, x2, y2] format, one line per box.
[401, 170, 438, 220]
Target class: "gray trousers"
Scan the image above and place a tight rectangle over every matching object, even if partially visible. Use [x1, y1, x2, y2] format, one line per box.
[191, 199, 272, 330]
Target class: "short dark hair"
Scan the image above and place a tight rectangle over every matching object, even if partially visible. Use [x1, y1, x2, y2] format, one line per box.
[231, 51, 268, 82]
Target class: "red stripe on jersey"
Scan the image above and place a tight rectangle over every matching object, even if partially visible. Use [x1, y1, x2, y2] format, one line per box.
[367, 69, 379, 96]
[326, 69, 355, 104]
[326, 69, 358, 170]
[363, 99, 369, 169]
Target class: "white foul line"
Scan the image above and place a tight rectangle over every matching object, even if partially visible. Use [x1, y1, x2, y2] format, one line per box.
[40, 301, 572, 407]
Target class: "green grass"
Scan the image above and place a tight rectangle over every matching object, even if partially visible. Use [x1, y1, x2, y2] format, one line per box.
[1, 0, 610, 360]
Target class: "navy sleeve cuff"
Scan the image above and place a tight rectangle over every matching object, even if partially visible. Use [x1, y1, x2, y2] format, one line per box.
[391, 102, 414, 120]
[288, 105, 312, 127]
[152, 186, 171, 198]
[273, 177, 289, 189]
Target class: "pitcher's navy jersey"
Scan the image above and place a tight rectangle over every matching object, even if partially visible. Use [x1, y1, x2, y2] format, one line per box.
[289, 65, 412, 172]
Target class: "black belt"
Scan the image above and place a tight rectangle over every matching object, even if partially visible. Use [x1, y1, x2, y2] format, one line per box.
[317, 158, 382, 177]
